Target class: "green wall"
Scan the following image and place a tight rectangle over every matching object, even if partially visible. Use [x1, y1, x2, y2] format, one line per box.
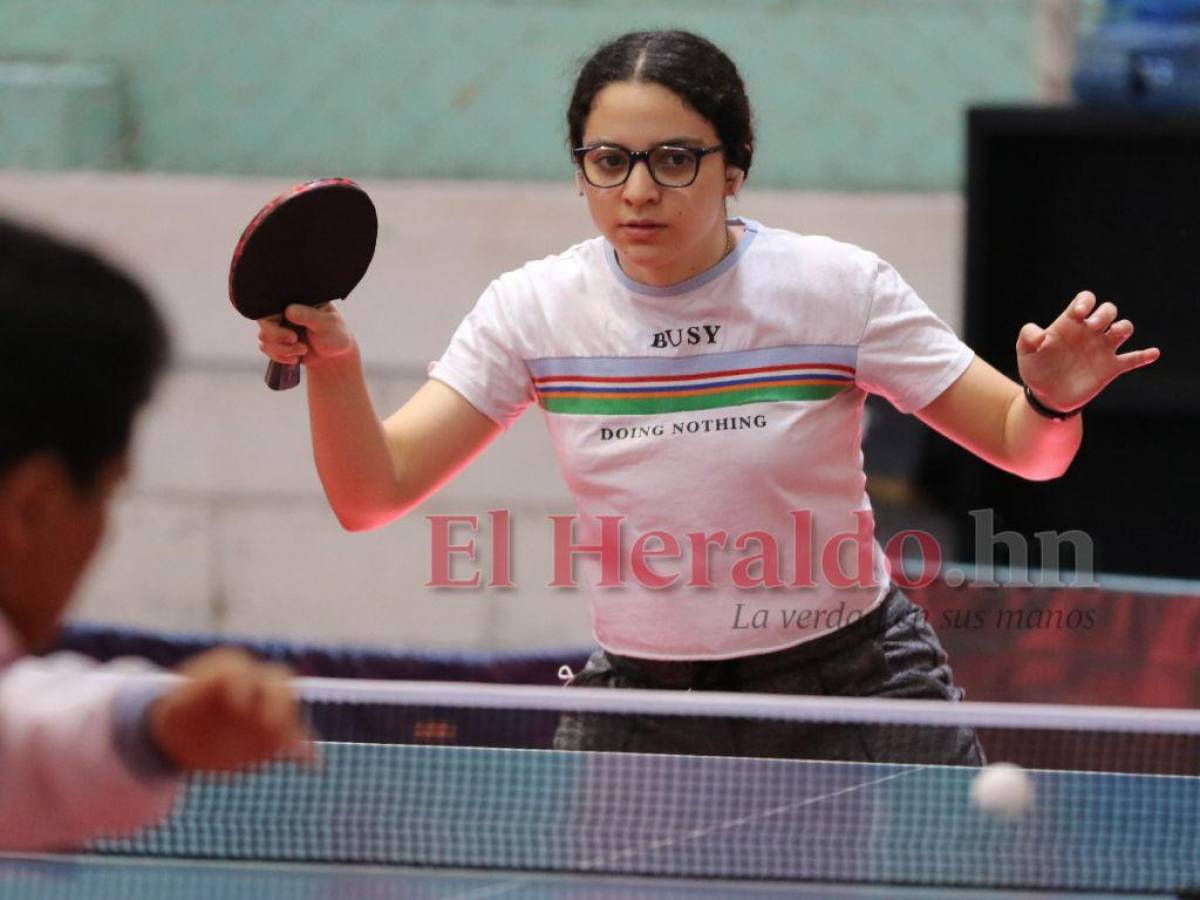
[0, 0, 1065, 189]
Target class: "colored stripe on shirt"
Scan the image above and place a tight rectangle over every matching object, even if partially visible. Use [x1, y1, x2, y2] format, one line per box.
[529, 346, 856, 415]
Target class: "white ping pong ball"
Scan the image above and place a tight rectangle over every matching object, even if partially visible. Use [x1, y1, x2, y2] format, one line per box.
[970, 762, 1035, 819]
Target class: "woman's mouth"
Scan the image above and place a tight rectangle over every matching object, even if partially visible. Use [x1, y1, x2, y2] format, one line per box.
[621, 221, 666, 238]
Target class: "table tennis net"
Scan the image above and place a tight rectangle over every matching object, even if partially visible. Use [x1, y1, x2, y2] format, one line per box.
[90, 679, 1200, 893]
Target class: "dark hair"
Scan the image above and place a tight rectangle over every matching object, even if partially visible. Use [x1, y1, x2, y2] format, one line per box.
[567, 30, 755, 178]
[0, 219, 169, 491]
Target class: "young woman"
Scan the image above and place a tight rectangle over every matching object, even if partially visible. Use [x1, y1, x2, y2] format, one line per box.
[257, 31, 1158, 764]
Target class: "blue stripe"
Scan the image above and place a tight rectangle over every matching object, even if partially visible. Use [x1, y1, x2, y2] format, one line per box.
[529, 344, 858, 379]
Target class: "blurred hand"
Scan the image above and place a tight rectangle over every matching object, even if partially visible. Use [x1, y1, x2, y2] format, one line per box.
[257, 302, 356, 370]
[149, 647, 312, 772]
[1016, 290, 1160, 413]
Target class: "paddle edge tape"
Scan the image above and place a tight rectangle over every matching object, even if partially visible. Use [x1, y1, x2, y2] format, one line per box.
[227, 177, 378, 320]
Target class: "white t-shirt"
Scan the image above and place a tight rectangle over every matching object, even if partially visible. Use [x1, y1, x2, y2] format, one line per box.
[429, 218, 973, 660]
[0, 619, 180, 850]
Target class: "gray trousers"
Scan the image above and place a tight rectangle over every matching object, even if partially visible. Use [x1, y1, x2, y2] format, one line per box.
[554, 588, 985, 766]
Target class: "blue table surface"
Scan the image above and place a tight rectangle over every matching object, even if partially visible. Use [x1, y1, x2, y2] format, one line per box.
[0, 855, 1163, 900]
[3, 744, 1197, 897]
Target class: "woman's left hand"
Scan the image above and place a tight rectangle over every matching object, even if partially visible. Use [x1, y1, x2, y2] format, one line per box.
[1016, 290, 1160, 413]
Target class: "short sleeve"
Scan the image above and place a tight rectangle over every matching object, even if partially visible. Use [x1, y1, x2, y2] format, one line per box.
[855, 257, 974, 414]
[427, 279, 536, 429]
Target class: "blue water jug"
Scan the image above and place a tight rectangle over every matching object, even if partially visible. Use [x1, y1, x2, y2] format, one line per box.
[1073, 1, 1200, 108]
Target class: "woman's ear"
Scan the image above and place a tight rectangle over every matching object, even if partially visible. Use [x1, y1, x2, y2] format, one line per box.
[575, 170, 585, 196]
[725, 168, 745, 197]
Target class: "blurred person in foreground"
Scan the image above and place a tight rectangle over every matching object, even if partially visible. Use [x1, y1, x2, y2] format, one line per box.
[0, 218, 309, 850]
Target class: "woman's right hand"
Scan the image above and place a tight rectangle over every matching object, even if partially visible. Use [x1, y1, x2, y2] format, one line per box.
[257, 302, 357, 370]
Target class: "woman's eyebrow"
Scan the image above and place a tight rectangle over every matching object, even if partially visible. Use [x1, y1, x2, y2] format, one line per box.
[585, 136, 706, 147]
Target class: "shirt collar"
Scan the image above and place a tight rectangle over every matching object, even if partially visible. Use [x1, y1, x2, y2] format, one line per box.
[604, 217, 760, 298]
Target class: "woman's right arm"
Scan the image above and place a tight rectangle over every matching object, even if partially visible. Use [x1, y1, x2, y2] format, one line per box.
[260, 303, 502, 531]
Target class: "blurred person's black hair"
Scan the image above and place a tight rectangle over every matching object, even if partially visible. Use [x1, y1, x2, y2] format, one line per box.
[0, 218, 169, 491]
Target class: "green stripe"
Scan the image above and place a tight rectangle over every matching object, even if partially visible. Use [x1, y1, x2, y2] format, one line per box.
[540, 383, 850, 415]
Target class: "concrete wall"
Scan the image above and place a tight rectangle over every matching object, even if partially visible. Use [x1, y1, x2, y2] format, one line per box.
[0, 0, 1089, 189]
[0, 172, 962, 648]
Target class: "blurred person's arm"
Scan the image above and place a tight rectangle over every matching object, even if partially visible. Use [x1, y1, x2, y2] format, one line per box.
[0, 650, 180, 850]
[0, 642, 308, 851]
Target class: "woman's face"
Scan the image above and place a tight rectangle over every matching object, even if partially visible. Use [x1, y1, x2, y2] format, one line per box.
[579, 80, 736, 287]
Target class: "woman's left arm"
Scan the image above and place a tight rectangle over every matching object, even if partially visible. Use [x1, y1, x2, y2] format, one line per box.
[915, 291, 1160, 481]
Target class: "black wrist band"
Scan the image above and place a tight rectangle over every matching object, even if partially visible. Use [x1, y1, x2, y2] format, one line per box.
[1023, 384, 1079, 421]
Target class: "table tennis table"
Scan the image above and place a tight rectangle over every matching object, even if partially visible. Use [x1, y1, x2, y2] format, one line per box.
[0, 739, 1196, 898]
[0, 855, 1156, 899]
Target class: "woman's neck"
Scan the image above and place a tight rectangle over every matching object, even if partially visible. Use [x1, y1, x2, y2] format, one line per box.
[617, 220, 739, 287]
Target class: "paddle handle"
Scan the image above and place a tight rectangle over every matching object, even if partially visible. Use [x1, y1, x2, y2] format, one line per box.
[265, 322, 306, 391]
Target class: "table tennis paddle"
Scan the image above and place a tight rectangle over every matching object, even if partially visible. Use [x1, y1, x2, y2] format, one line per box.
[229, 178, 378, 390]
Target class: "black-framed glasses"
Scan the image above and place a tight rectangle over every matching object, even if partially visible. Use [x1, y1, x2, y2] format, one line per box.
[572, 143, 724, 188]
